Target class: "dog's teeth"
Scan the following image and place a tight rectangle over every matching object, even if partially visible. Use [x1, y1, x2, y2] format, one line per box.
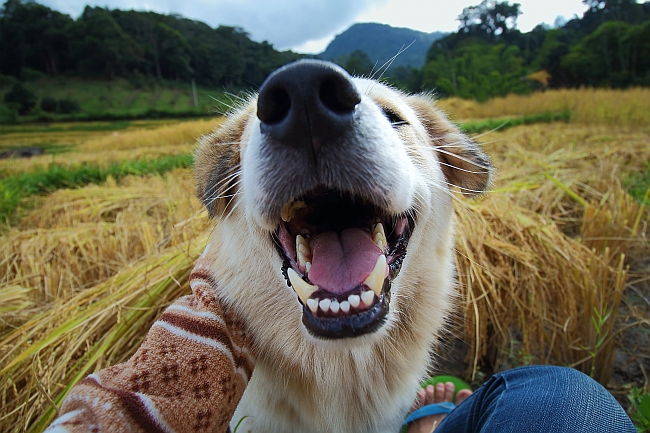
[287, 268, 317, 303]
[296, 235, 310, 253]
[363, 254, 387, 297]
[361, 290, 374, 306]
[297, 251, 307, 267]
[348, 294, 360, 308]
[281, 200, 306, 222]
[296, 235, 312, 270]
[305, 262, 311, 273]
[281, 202, 292, 222]
[307, 298, 318, 313]
[372, 223, 387, 250]
[340, 301, 350, 313]
[319, 299, 331, 313]
[330, 299, 340, 314]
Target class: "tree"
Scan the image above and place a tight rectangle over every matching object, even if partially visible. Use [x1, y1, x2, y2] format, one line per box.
[4, 83, 36, 114]
[0, 0, 73, 76]
[341, 50, 373, 77]
[422, 40, 530, 101]
[67, 7, 143, 79]
[457, 0, 522, 40]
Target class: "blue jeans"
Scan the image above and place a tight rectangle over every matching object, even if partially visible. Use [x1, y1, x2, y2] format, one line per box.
[436, 366, 635, 433]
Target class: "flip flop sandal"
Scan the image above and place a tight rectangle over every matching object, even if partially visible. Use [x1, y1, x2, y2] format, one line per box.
[402, 376, 472, 430]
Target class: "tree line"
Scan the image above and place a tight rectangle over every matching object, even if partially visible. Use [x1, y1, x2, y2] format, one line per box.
[1, 0, 649, 106]
[407, 0, 650, 100]
[0, 0, 301, 88]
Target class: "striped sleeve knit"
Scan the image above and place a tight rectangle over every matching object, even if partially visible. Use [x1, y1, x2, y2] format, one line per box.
[45, 254, 255, 433]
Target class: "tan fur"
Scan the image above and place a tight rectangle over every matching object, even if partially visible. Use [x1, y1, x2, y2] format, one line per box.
[194, 78, 491, 433]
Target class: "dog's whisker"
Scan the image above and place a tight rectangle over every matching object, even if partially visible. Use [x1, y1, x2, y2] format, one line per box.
[202, 171, 242, 201]
[430, 147, 494, 171]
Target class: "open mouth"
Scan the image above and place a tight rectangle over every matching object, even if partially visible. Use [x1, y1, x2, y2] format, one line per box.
[274, 187, 413, 339]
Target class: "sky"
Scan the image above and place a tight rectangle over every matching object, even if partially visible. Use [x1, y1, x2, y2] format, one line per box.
[39, 0, 590, 53]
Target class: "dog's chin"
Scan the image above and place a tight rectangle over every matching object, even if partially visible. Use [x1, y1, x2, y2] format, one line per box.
[270, 187, 414, 340]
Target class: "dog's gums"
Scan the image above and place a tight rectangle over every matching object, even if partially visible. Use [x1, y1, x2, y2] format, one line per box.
[274, 188, 413, 338]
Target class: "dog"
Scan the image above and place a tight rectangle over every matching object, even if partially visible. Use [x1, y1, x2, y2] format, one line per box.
[194, 60, 492, 432]
[45, 60, 491, 433]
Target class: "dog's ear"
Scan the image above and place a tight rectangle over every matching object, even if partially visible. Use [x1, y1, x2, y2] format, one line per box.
[407, 94, 493, 196]
[194, 107, 251, 217]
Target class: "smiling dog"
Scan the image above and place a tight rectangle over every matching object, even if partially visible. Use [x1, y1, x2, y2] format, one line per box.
[46, 60, 491, 433]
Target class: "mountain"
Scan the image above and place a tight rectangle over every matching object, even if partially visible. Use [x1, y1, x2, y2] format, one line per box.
[319, 23, 447, 69]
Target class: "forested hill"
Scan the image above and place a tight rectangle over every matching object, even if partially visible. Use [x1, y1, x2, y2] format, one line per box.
[0, 0, 302, 88]
[319, 23, 446, 68]
[415, 0, 650, 101]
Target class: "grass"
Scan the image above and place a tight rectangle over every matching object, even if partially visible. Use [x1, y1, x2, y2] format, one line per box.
[0, 118, 215, 176]
[0, 77, 235, 123]
[459, 110, 571, 134]
[0, 154, 193, 223]
[629, 389, 650, 432]
[0, 88, 649, 432]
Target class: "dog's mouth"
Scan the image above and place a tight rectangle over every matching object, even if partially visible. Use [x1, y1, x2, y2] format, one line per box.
[273, 187, 413, 339]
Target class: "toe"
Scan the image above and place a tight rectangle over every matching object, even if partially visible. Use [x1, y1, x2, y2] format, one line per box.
[425, 385, 435, 405]
[455, 389, 473, 405]
[434, 383, 445, 403]
[411, 388, 426, 411]
[442, 382, 455, 403]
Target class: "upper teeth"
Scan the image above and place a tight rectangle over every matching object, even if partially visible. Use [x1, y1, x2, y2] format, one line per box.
[296, 235, 312, 270]
[363, 254, 387, 297]
[281, 200, 306, 222]
[372, 223, 387, 250]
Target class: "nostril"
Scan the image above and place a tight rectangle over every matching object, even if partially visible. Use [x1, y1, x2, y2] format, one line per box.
[319, 78, 360, 115]
[258, 86, 291, 124]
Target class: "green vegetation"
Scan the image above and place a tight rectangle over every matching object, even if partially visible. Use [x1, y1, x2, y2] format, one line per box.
[385, 0, 650, 98]
[628, 388, 650, 432]
[2, 0, 650, 121]
[624, 161, 650, 204]
[459, 110, 571, 134]
[0, 0, 301, 123]
[0, 154, 192, 223]
[0, 77, 232, 123]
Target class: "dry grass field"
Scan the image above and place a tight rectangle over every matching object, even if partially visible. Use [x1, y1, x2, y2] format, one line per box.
[1, 88, 649, 432]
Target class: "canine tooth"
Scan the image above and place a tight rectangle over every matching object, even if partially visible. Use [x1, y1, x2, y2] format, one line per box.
[340, 301, 350, 313]
[363, 255, 386, 297]
[330, 299, 340, 314]
[361, 290, 374, 306]
[307, 298, 318, 313]
[281, 203, 292, 222]
[319, 299, 331, 313]
[348, 295, 360, 308]
[287, 268, 317, 303]
[281, 200, 306, 222]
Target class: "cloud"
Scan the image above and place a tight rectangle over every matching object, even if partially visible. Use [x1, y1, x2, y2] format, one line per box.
[39, 0, 385, 50]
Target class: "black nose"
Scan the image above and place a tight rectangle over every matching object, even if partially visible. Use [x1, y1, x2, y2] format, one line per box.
[257, 60, 361, 155]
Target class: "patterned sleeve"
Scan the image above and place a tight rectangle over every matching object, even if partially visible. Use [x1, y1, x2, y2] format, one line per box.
[45, 274, 255, 433]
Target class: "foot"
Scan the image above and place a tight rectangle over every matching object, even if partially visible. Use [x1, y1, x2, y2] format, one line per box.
[406, 382, 473, 433]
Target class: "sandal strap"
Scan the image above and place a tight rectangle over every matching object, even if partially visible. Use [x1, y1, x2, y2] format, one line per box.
[402, 402, 456, 425]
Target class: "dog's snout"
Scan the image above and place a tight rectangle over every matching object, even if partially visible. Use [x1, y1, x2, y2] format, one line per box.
[257, 60, 361, 154]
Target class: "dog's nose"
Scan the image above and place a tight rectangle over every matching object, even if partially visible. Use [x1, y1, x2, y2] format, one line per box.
[257, 60, 361, 155]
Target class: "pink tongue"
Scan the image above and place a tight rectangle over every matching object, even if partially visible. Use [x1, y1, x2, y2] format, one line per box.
[308, 228, 382, 294]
